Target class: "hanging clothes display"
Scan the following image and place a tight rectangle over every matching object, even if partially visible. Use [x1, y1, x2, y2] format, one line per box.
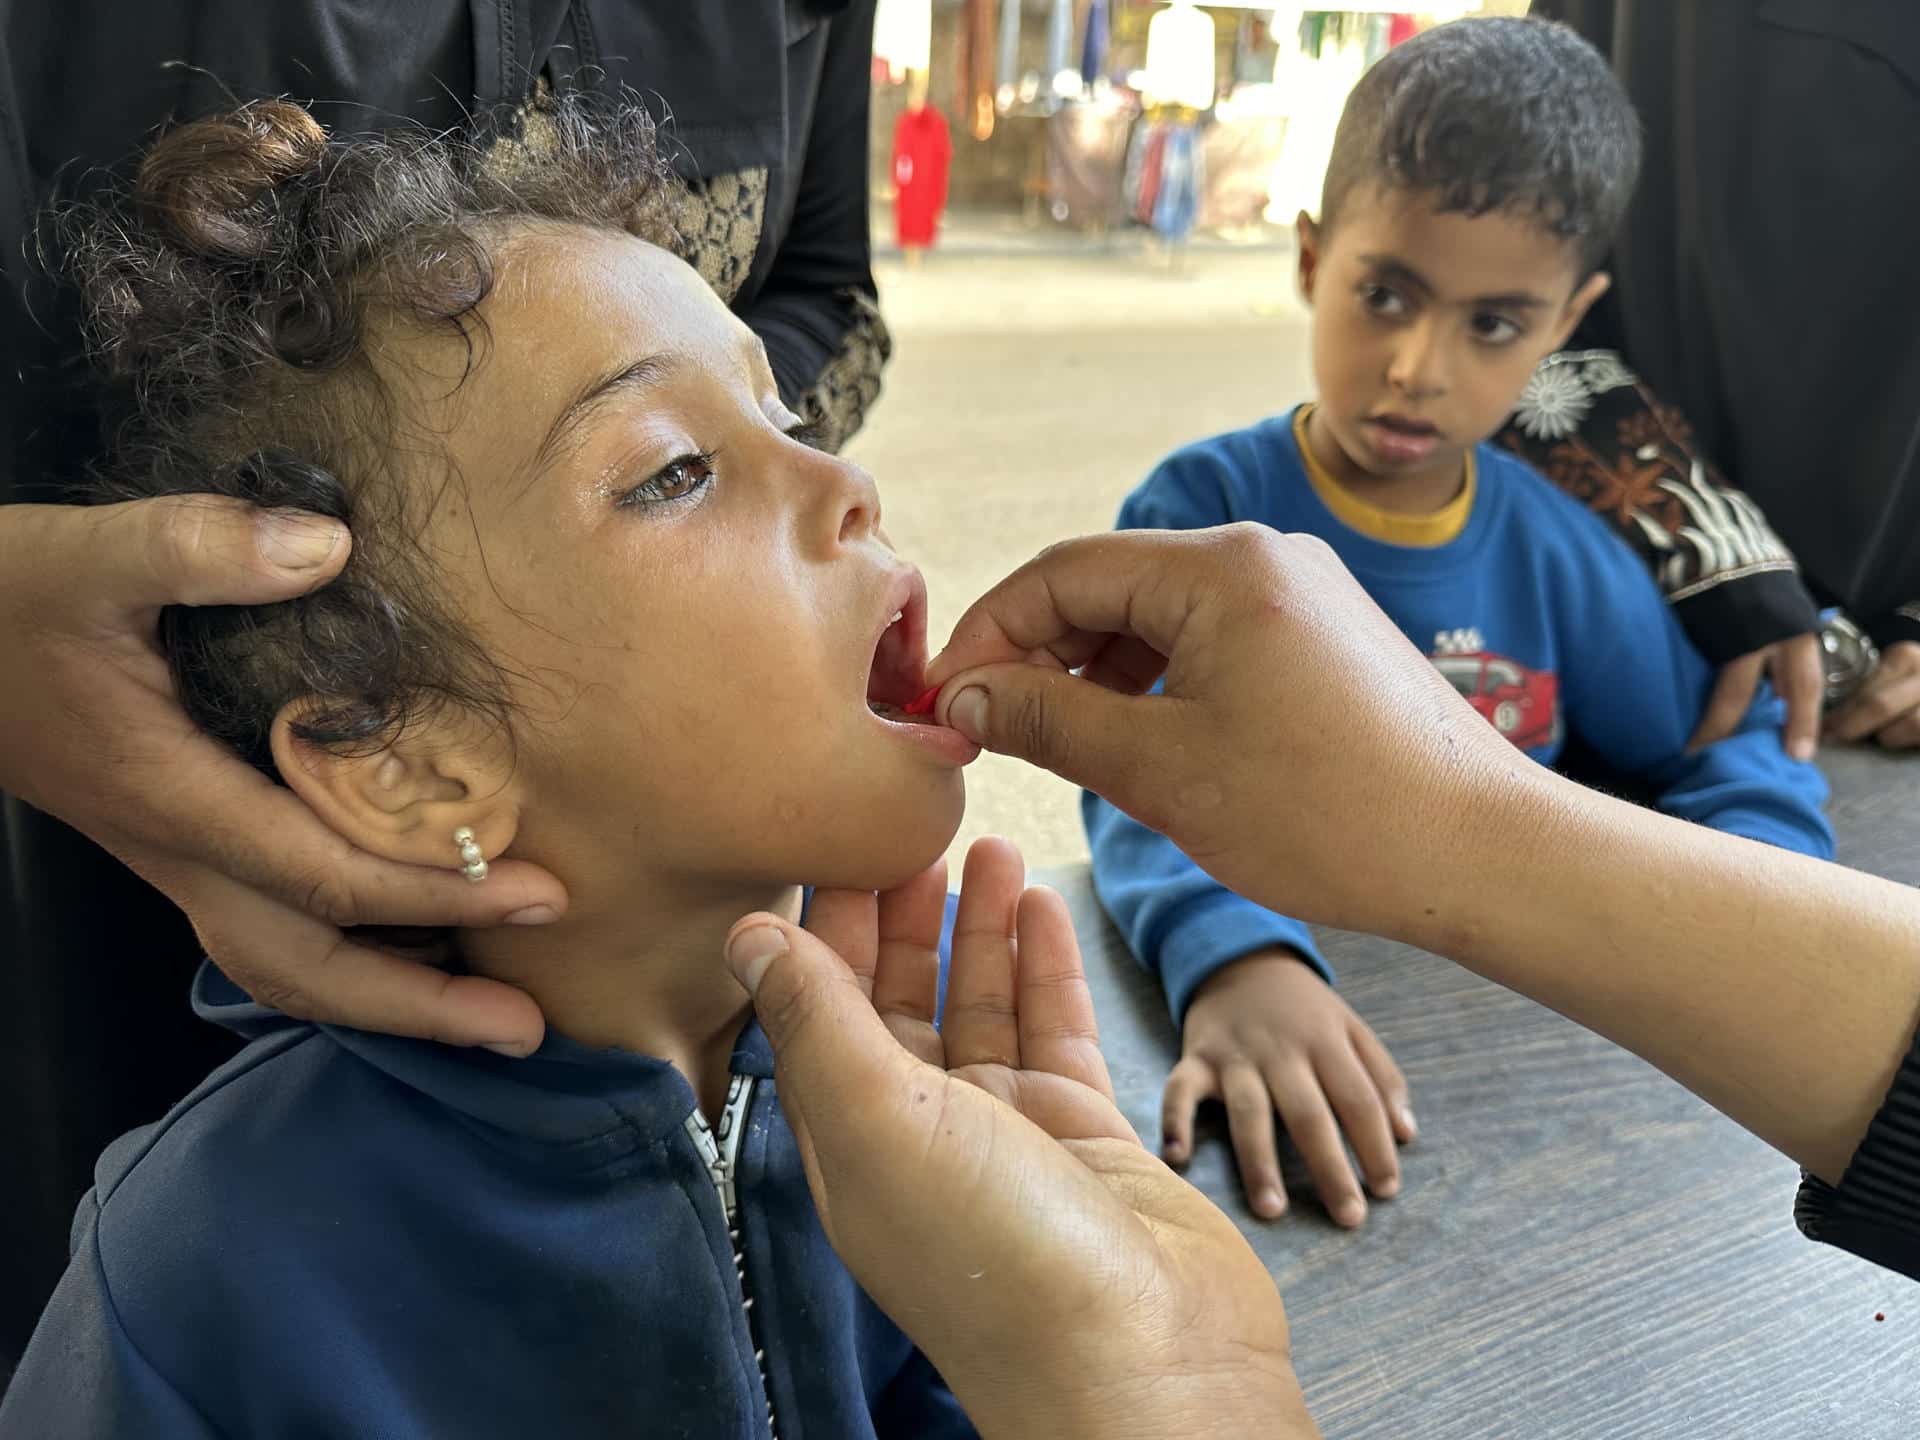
[1079, 0, 1110, 88]
[1127, 121, 1168, 223]
[1364, 12, 1392, 67]
[1046, 92, 1134, 228]
[891, 99, 953, 250]
[996, 0, 1021, 97]
[1151, 119, 1203, 241]
[1125, 115, 1203, 242]
[1047, 0, 1075, 86]
[1265, 10, 1373, 222]
[958, 0, 996, 139]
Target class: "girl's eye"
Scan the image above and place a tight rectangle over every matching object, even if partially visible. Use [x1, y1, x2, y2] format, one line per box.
[1472, 313, 1524, 345]
[1361, 284, 1407, 317]
[618, 451, 716, 509]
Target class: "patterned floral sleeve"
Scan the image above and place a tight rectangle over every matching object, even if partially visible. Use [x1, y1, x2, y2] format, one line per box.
[1497, 349, 1821, 664]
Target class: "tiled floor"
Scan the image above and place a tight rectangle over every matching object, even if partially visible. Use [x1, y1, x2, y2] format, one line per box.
[846, 243, 1313, 869]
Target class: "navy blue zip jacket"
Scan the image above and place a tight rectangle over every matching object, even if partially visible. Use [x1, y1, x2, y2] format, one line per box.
[1, 930, 974, 1438]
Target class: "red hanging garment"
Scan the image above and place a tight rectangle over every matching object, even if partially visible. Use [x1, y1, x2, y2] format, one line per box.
[892, 103, 953, 248]
[1389, 14, 1419, 48]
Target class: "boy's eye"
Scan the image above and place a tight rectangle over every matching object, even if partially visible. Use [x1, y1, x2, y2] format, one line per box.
[1471, 313, 1524, 345]
[618, 451, 716, 508]
[1360, 283, 1407, 318]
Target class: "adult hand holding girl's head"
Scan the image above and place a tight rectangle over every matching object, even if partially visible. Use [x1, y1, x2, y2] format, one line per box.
[0, 495, 565, 1053]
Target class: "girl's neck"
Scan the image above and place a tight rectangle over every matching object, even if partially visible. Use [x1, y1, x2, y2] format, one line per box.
[458, 879, 804, 1120]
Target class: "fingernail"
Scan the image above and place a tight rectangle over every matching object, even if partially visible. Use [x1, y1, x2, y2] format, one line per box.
[946, 686, 989, 743]
[1374, 1175, 1401, 1200]
[726, 925, 789, 996]
[1334, 1197, 1367, 1228]
[257, 510, 346, 571]
[1258, 1187, 1286, 1217]
[1399, 1106, 1418, 1138]
[1162, 1138, 1187, 1163]
[1791, 738, 1816, 762]
[505, 905, 560, 926]
[482, 1039, 535, 1059]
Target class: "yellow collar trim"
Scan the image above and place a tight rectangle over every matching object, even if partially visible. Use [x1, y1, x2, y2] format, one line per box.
[1294, 406, 1475, 548]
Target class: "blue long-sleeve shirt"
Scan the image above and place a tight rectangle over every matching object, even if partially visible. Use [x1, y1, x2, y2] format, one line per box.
[1, 917, 975, 1439]
[1085, 408, 1833, 1023]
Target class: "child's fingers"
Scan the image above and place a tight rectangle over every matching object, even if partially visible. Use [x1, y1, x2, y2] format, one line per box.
[1011, 886, 1116, 1101]
[1351, 1021, 1416, 1142]
[1769, 635, 1825, 763]
[1223, 1062, 1288, 1220]
[802, 888, 880, 998]
[1267, 1062, 1366, 1229]
[1317, 1046, 1400, 1201]
[943, 837, 1025, 1070]
[1159, 1056, 1216, 1166]
[872, 861, 950, 1066]
[1689, 652, 1764, 751]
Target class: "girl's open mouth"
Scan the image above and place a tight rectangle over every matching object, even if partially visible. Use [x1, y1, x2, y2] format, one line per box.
[867, 571, 940, 725]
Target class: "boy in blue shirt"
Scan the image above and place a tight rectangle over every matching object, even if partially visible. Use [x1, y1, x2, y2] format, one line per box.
[1085, 17, 1833, 1233]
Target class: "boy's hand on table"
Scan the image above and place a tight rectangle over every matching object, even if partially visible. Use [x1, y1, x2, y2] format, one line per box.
[1690, 633, 1824, 760]
[1827, 640, 1920, 749]
[0, 498, 566, 1054]
[1165, 950, 1414, 1229]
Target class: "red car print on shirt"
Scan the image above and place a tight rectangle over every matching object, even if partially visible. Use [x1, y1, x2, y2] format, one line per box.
[1430, 651, 1562, 752]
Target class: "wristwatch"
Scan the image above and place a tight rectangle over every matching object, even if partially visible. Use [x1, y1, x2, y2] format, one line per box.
[1821, 613, 1881, 707]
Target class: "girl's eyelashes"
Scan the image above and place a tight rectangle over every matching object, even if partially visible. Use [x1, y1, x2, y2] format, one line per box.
[610, 414, 820, 512]
[615, 450, 717, 509]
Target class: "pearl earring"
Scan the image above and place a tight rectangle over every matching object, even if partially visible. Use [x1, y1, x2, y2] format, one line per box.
[453, 826, 488, 884]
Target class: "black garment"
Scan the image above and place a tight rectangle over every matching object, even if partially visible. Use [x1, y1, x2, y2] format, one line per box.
[1498, 347, 1820, 665]
[0, 0, 880, 1367]
[1523, 0, 1920, 655]
[1795, 1027, 1920, 1283]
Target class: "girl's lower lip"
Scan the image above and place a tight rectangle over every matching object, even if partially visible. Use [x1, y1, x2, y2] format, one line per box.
[873, 711, 981, 765]
[1366, 420, 1440, 464]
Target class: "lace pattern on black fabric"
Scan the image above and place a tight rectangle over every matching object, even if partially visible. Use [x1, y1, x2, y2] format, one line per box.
[1500, 350, 1802, 600]
[795, 290, 891, 454]
[680, 169, 769, 307]
[494, 83, 766, 307]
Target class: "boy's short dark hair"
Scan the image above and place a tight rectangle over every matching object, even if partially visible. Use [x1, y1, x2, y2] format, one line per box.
[1319, 16, 1640, 274]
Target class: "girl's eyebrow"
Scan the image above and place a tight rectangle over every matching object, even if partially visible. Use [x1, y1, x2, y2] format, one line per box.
[529, 353, 680, 472]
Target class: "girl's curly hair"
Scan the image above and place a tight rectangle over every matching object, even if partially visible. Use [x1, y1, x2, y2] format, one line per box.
[65, 92, 687, 775]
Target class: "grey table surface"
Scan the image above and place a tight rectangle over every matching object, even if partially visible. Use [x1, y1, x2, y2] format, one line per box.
[1037, 745, 1919, 1439]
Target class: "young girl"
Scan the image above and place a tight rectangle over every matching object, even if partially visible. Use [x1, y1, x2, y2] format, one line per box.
[1, 96, 991, 1436]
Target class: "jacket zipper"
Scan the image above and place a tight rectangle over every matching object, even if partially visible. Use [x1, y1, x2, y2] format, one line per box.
[685, 1074, 779, 1438]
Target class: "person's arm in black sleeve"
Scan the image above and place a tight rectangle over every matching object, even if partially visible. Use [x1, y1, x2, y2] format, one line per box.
[1497, 346, 1820, 666]
[1796, 1027, 1920, 1280]
[1865, 602, 1920, 656]
[745, 0, 891, 454]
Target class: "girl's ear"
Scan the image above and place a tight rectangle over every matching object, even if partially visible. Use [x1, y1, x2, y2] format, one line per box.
[269, 702, 523, 874]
